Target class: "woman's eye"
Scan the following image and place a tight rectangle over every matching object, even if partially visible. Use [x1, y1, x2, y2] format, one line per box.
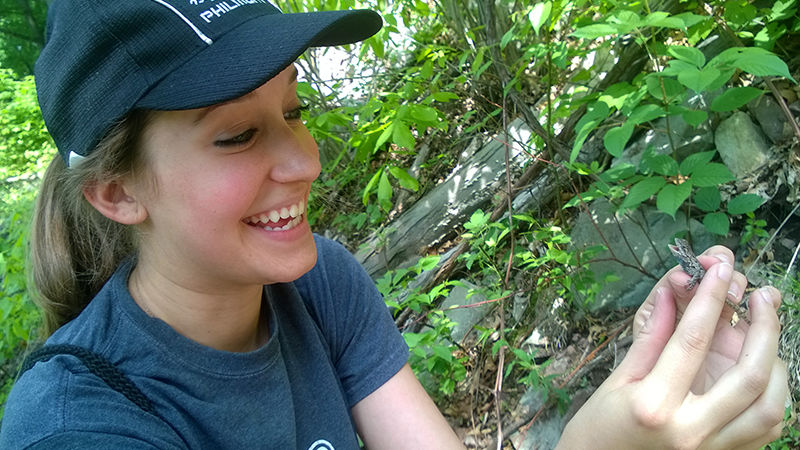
[215, 129, 256, 147]
[284, 104, 309, 121]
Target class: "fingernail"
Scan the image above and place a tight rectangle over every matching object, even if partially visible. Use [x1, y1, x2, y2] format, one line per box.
[727, 284, 740, 303]
[715, 254, 732, 265]
[717, 262, 732, 281]
[758, 287, 777, 309]
[642, 288, 663, 330]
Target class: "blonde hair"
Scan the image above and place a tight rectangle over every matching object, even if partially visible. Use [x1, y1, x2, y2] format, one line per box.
[29, 110, 151, 337]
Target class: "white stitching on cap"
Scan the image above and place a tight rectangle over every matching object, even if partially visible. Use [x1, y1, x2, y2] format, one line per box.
[150, 0, 214, 45]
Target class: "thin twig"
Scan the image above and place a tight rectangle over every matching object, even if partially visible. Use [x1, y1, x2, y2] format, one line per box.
[744, 201, 800, 279]
[504, 317, 634, 441]
[782, 240, 800, 291]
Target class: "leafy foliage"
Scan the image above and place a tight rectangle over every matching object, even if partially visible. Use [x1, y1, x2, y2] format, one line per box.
[0, 0, 47, 77]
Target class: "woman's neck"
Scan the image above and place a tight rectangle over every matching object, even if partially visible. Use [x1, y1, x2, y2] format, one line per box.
[128, 262, 268, 353]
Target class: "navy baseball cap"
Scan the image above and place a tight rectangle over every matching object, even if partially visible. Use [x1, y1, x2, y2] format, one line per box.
[35, 0, 382, 167]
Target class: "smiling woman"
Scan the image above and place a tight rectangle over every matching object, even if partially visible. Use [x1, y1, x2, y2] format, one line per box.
[0, 0, 463, 449]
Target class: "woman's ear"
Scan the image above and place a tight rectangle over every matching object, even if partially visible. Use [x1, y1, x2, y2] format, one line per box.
[83, 180, 148, 225]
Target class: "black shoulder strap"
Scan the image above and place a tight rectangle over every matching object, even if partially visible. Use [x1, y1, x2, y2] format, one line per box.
[19, 344, 161, 419]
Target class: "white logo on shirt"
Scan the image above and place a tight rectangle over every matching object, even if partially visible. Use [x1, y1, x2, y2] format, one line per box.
[308, 439, 335, 450]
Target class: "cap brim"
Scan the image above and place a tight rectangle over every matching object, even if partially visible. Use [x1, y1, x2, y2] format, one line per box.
[137, 9, 381, 110]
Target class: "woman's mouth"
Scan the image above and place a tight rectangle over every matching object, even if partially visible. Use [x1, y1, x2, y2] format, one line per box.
[243, 200, 305, 231]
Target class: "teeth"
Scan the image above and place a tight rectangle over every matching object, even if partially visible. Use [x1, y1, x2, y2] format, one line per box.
[246, 201, 306, 228]
[262, 215, 302, 231]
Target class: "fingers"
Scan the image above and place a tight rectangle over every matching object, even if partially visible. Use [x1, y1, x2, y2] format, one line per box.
[687, 287, 783, 432]
[667, 247, 748, 315]
[713, 359, 788, 449]
[616, 287, 677, 382]
[646, 260, 734, 401]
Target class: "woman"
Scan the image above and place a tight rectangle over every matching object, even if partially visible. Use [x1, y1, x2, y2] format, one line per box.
[0, 0, 787, 448]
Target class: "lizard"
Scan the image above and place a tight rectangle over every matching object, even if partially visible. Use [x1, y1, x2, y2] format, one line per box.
[668, 237, 751, 325]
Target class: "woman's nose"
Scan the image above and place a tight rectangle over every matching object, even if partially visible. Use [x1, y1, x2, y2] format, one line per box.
[267, 124, 321, 184]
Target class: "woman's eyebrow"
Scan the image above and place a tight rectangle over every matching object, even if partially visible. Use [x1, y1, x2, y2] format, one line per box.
[193, 67, 297, 125]
[192, 92, 255, 125]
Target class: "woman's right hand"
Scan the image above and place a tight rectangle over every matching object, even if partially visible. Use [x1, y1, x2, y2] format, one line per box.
[556, 246, 787, 449]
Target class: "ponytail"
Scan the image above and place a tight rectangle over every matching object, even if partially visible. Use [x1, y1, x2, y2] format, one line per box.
[29, 110, 151, 337]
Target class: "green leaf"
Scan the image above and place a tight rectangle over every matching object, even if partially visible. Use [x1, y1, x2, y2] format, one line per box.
[661, 59, 697, 77]
[374, 123, 394, 151]
[703, 212, 730, 236]
[694, 186, 721, 212]
[727, 194, 766, 215]
[657, 181, 693, 218]
[710, 47, 797, 82]
[667, 46, 706, 67]
[672, 12, 707, 29]
[769, 0, 797, 21]
[598, 82, 638, 110]
[420, 59, 434, 79]
[378, 170, 393, 211]
[603, 122, 635, 157]
[529, 2, 552, 35]
[388, 166, 419, 191]
[643, 11, 685, 29]
[392, 121, 415, 150]
[621, 176, 667, 210]
[572, 24, 618, 39]
[645, 75, 686, 103]
[710, 87, 764, 112]
[465, 209, 489, 231]
[571, 102, 610, 162]
[679, 108, 708, 127]
[677, 65, 721, 92]
[431, 91, 459, 102]
[689, 162, 735, 187]
[362, 169, 382, 205]
[599, 163, 636, 183]
[680, 151, 716, 175]
[418, 255, 441, 272]
[404, 332, 425, 348]
[409, 105, 439, 124]
[628, 103, 665, 124]
[641, 151, 678, 176]
[610, 10, 642, 33]
[500, 26, 516, 50]
[368, 36, 384, 58]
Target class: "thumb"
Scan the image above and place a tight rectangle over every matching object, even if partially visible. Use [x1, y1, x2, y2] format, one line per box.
[615, 287, 676, 381]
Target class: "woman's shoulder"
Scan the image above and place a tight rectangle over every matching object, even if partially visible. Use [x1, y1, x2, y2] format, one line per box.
[0, 355, 175, 448]
[312, 233, 356, 261]
[300, 234, 372, 293]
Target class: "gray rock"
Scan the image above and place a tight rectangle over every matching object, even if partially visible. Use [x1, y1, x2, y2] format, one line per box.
[509, 389, 563, 450]
[569, 199, 705, 311]
[714, 111, 770, 178]
[440, 281, 492, 342]
[748, 94, 794, 144]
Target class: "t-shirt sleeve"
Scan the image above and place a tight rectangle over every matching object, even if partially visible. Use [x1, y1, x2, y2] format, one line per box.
[0, 357, 184, 450]
[294, 235, 409, 406]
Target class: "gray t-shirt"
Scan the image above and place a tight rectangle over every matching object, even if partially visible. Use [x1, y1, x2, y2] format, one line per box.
[0, 236, 408, 449]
